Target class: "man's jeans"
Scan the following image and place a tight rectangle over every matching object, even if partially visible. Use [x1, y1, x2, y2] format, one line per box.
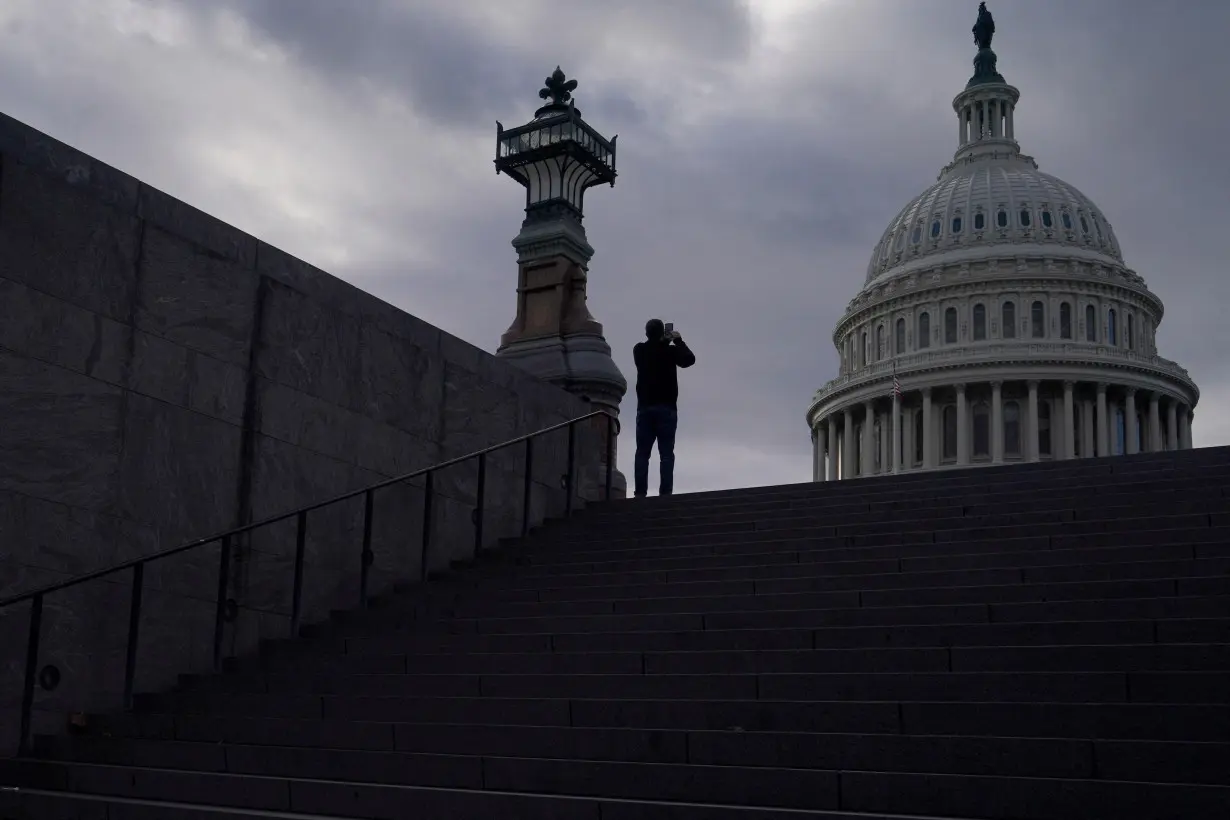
[634, 405, 678, 497]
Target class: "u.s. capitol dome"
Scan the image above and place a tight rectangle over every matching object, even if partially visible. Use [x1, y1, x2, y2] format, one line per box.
[805, 4, 1198, 481]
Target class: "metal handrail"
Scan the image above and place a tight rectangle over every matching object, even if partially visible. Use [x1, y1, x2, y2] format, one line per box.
[2, 409, 620, 755]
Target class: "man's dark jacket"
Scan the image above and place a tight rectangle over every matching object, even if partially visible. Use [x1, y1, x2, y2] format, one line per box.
[633, 337, 696, 408]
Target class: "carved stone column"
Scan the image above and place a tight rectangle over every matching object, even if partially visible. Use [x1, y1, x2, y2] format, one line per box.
[1148, 394, 1162, 452]
[1096, 383, 1109, 457]
[1062, 381, 1076, 460]
[922, 388, 935, 469]
[1181, 407, 1193, 450]
[1167, 400, 1179, 451]
[1027, 381, 1040, 462]
[1081, 399, 1095, 458]
[862, 400, 876, 477]
[827, 415, 840, 481]
[891, 393, 902, 474]
[956, 383, 970, 465]
[842, 410, 855, 480]
[991, 381, 1003, 464]
[1125, 388, 1139, 455]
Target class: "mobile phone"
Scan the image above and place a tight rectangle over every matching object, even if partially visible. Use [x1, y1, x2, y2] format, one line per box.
[664, 323, 674, 336]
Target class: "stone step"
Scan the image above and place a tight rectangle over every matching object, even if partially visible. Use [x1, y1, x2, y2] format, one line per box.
[538, 487, 1230, 538]
[95, 697, 1230, 741]
[407, 541, 1227, 601]
[5, 756, 1229, 820]
[152, 668, 1230, 705]
[206, 643, 1230, 682]
[531, 496, 1230, 549]
[34, 730, 1230, 787]
[261, 616, 1230, 665]
[577, 462, 1230, 522]
[325, 592, 1230, 640]
[417, 569, 1230, 621]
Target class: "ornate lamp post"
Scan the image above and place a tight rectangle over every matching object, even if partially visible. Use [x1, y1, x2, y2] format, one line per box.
[495, 67, 627, 497]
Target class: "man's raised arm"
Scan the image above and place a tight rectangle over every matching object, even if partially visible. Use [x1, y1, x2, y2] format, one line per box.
[672, 337, 696, 368]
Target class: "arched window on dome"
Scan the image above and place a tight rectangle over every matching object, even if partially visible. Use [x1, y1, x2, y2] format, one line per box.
[1031, 301, 1045, 338]
[1041, 209, 1054, 229]
[1038, 401, 1053, 457]
[895, 318, 906, 354]
[944, 307, 958, 344]
[1019, 209, 1032, 228]
[931, 219, 941, 239]
[1060, 302, 1072, 339]
[1004, 401, 1022, 457]
[996, 209, 1008, 228]
[1108, 309, 1118, 346]
[974, 212, 985, 231]
[918, 312, 931, 349]
[1062, 211, 1073, 230]
[912, 226, 922, 244]
[942, 405, 958, 462]
[1127, 314, 1135, 350]
[952, 216, 963, 234]
[1085, 305, 1097, 342]
[1002, 302, 1017, 339]
[973, 402, 990, 459]
[914, 410, 924, 465]
[973, 304, 987, 341]
[876, 325, 885, 360]
[1080, 215, 1090, 234]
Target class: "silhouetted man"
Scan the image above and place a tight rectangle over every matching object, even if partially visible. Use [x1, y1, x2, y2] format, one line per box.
[633, 319, 696, 497]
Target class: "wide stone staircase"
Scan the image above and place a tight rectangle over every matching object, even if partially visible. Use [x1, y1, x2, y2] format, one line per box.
[4, 447, 1230, 818]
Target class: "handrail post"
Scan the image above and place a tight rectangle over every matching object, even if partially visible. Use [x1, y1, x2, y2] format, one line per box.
[122, 563, 145, 710]
[605, 415, 616, 501]
[474, 453, 487, 556]
[359, 489, 374, 609]
[290, 511, 308, 638]
[212, 535, 231, 672]
[17, 593, 43, 756]
[522, 438, 535, 537]
[420, 472, 434, 581]
[565, 422, 577, 517]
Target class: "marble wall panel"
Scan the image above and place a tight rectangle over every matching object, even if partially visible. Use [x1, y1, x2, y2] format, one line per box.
[440, 363, 524, 460]
[186, 351, 247, 427]
[0, 490, 158, 581]
[0, 156, 139, 323]
[0, 113, 139, 213]
[134, 227, 257, 367]
[112, 394, 244, 546]
[357, 322, 444, 441]
[0, 351, 124, 512]
[136, 184, 257, 269]
[0, 276, 130, 385]
[254, 280, 361, 409]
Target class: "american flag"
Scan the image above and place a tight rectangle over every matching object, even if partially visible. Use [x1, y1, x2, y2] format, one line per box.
[892, 375, 901, 399]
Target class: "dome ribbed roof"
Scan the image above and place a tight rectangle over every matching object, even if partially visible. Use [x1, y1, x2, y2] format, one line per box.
[865, 156, 1124, 285]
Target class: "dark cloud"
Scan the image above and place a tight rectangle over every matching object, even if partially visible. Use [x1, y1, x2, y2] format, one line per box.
[1, 0, 1225, 492]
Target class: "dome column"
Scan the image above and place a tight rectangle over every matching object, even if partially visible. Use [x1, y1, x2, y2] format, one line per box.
[827, 416, 840, 480]
[1061, 381, 1076, 460]
[991, 381, 1004, 464]
[1167, 400, 1179, 450]
[1148, 394, 1162, 452]
[956, 384, 970, 465]
[1081, 397, 1096, 457]
[842, 411, 856, 479]
[1124, 389, 1140, 455]
[1180, 407, 1193, 450]
[922, 388, 935, 469]
[1027, 381, 1041, 462]
[891, 392, 902, 474]
[1096, 383, 1110, 457]
[862, 400, 876, 477]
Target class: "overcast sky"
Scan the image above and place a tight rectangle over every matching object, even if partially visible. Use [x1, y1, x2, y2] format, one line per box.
[2, 0, 1227, 493]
